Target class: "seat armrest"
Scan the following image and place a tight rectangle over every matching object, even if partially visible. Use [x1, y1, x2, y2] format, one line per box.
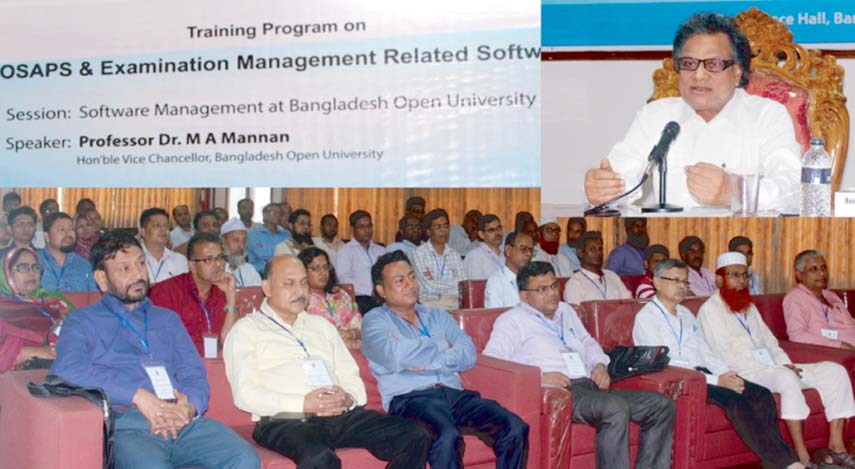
[540, 386, 573, 469]
[611, 365, 706, 400]
[781, 340, 855, 369]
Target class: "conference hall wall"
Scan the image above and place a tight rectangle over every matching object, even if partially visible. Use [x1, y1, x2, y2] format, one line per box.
[1, 0, 541, 230]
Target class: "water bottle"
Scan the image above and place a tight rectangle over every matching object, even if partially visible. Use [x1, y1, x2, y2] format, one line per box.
[800, 138, 832, 217]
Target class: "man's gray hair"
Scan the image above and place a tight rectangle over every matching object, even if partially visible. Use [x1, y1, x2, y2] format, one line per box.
[653, 258, 688, 278]
[673, 12, 751, 87]
[794, 249, 823, 271]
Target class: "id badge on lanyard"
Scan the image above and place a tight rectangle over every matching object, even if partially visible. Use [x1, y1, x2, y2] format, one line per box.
[751, 347, 775, 367]
[561, 351, 587, 378]
[142, 357, 176, 402]
[303, 357, 335, 387]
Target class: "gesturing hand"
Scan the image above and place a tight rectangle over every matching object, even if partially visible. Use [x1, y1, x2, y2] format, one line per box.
[584, 158, 625, 205]
[591, 363, 611, 390]
[685, 162, 729, 206]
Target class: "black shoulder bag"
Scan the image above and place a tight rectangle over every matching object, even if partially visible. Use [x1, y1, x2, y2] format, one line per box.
[606, 345, 670, 383]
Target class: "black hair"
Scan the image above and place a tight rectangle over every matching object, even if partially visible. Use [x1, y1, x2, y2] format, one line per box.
[517, 261, 556, 291]
[728, 235, 752, 251]
[193, 210, 219, 230]
[43, 212, 73, 233]
[644, 244, 670, 261]
[8, 206, 37, 226]
[349, 210, 371, 227]
[289, 208, 310, 224]
[673, 12, 751, 87]
[478, 214, 500, 231]
[371, 250, 411, 286]
[423, 208, 449, 230]
[38, 198, 58, 215]
[139, 207, 168, 228]
[298, 247, 338, 294]
[187, 232, 222, 260]
[90, 230, 142, 272]
[320, 213, 337, 225]
[679, 236, 704, 254]
[75, 198, 96, 214]
[2, 192, 21, 206]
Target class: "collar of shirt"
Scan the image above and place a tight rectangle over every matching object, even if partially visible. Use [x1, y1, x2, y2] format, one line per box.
[501, 265, 517, 285]
[102, 292, 152, 317]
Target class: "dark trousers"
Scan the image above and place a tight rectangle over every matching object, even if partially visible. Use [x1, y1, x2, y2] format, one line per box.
[707, 380, 799, 468]
[569, 378, 675, 469]
[389, 386, 529, 469]
[252, 407, 431, 469]
[355, 295, 383, 315]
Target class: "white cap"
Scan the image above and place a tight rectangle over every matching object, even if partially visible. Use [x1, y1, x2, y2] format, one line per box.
[220, 217, 246, 236]
[539, 216, 558, 227]
[716, 252, 747, 269]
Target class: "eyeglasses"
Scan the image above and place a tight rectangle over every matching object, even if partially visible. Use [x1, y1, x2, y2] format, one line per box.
[13, 263, 43, 274]
[191, 255, 227, 265]
[676, 57, 736, 73]
[430, 222, 450, 230]
[512, 244, 534, 254]
[543, 227, 561, 235]
[658, 276, 691, 287]
[404, 223, 422, 230]
[522, 281, 560, 294]
[308, 264, 332, 273]
[724, 271, 750, 280]
[482, 225, 503, 234]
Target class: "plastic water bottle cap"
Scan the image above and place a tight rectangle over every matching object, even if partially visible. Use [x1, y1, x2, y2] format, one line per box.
[810, 138, 826, 146]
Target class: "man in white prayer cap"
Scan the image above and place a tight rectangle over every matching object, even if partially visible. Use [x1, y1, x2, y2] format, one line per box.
[697, 252, 855, 467]
[221, 217, 262, 287]
[533, 217, 573, 277]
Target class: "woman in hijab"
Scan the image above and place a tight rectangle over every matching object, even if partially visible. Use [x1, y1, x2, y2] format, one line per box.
[0, 246, 73, 372]
[298, 247, 362, 349]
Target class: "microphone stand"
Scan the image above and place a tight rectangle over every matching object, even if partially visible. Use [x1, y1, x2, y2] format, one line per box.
[642, 150, 683, 213]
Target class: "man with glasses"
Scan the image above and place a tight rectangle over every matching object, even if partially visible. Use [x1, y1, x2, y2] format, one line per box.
[698, 252, 855, 466]
[463, 214, 504, 280]
[274, 208, 314, 256]
[633, 257, 803, 469]
[484, 261, 675, 469]
[139, 208, 189, 284]
[312, 214, 345, 261]
[1, 206, 39, 258]
[150, 232, 238, 357]
[729, 236, 763, 294]
[583, 12, 800, 212]
[533, 218, 573, 277]
[333, 210, 387, 314]
[386, 213, 423, 262]
[680, 235, 716, 297]
[413, 208, 466, 311]
[563, 231, 631, 305]
[485, 231, 533, 308]
[606, 217, 649, 276]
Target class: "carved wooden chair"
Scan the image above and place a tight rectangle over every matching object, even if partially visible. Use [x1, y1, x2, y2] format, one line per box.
[650, 7, 849, 192]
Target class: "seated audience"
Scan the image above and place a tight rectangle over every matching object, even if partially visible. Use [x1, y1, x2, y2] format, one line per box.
[170, 204, 194, 247]
[698, 252, 855, 466]
[312, 213, 345, 260]
[635, 244, 670, 299]
[394, 196, 427, 243]
[195, 210, 222, 235]
[633, 258, 803, 469]
[274, 209, 314, 256]
[386, 214, 423, 261]
[0, 212, 10, 250]
[485, 231, 534, 308]
[333, 210, 387, 313]
[220, 218, 262, 288]
[1, 206, 38, 257]
[413, 209, 466, 311]
[37, 212, 97, 291]
[73, 208, 101, 260]
[139, 208, 188, 284]
[247, 203, 290, 274]
[558, 216, 586, 273]
[463, 214, 504, 280]
[362, 251, 529, 469]
[563, 231, 631, 304]
[298, 247, 362, 349]
[2, 192, 21, 213]
[484, 261, 675, 469]
[74, 197, 96, 216]
[0, 247, 72, 372]
[448, 209, 482, 257]
[680, 235, 715, 296]
[224, 255, 430, 468]
[276, 201, 293, 233]
[33, 198, 59, 250]
[729, 235, 763, 294]
[783, 250, 855, 350]
[535, 217, 573, 277]
[237, 198, 260, 231]
[50, 230, 259, 469]
[149, 232, 239, 356]
[606, 217, 648, 276]
[213, 207, 229, 227]
[502, 211, 535, 248]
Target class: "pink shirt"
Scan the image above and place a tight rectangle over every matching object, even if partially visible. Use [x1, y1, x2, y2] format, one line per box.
[688, 267, 716, 297]
[783, 283, 855, 348]
[306, 289, 362, 331]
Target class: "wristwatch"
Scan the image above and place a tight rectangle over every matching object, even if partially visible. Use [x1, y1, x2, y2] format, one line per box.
[224, 305, 238, 314]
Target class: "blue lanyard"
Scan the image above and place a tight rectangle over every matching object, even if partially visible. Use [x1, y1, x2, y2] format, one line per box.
[431, 251, 446, 279]
[363, 245, 375, 265]
[259, 310, 309, 356]
[195, 295, 212, 332]
[823, 307, 830, 323]
[415, 312, 430, 337]
[146, 256, 165, 281]
[234, 268, 244, 287]
[734, 313, 755, 345]
[106, 302, 149, 354]
[651, 299, 682, 349]
[580, 271, 607, 299]
[536, 312, 566, 346]
[485, 244, 504, 269]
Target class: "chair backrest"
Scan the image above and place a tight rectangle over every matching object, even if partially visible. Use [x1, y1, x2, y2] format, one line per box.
[751, 293, 788, 340]
[578, 299, 649, 350]
[63, 291, 101, 309]
[452, 307, 512, 352]
[831, 289, 855, 317]
[459, 279, 488, 309]
[620, 275, 647, 295]
[649, 7, 849, 192]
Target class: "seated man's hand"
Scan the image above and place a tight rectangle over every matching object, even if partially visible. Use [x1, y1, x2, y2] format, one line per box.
[841, 341, 855, 351]
[716, 371, 745, 394]
[303, 386, 350, 417]
[591, 363, 611, 390]
[153, 389, 196, 439]
[16, 345, 56, 365]
[132, 388, 180, 440]
[685, 162, 729, 206]
[784, 364, 803, 378]
[541, 371, 571, 388]
[584, 158, 625, 205]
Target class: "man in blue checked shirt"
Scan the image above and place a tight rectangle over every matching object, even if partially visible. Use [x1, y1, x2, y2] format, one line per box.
[50, 230, 259, 469]
[361, 250, 528, 469]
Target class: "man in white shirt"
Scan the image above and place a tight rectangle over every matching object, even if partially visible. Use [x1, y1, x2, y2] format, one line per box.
[584, 13, 800, 212]
[558, 217, 586, 273]
[312, 214, 345, 261]
[448, 209, 481, 257]
[563, 231, 631, 304]
[412, 209, 466, 311]
[333, 210, 387, 313]
[698, 252, 855, 466]
[534, 217, 573, 277]
[237, 198, 262, 231]
[139, 207, 188, 284]
[484, 231, 533, 308]
[633, 258, 802, 468]
[274, 209, 314, 256]
[223, 255, 430, 468]
[169, 204, 194, 247]
[386, 214, 422, 262]
[463, 214, 504, 280]
[680, 235, 716, 297]
[220, 218, 261, 288]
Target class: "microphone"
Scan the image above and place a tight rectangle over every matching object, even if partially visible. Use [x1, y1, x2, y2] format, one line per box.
[648, 121, 681, 164]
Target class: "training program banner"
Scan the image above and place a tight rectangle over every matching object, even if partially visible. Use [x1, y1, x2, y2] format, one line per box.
[1, 0, 540, 187]
[544, 0, 855, 49]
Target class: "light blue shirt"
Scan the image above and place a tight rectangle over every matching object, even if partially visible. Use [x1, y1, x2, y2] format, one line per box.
[247, 226, 290, 273]
[361, 304, 477, 411]
[386, 240, 418, 262]
[37, 249, 98, 291]
[558, 243, 581, 273]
